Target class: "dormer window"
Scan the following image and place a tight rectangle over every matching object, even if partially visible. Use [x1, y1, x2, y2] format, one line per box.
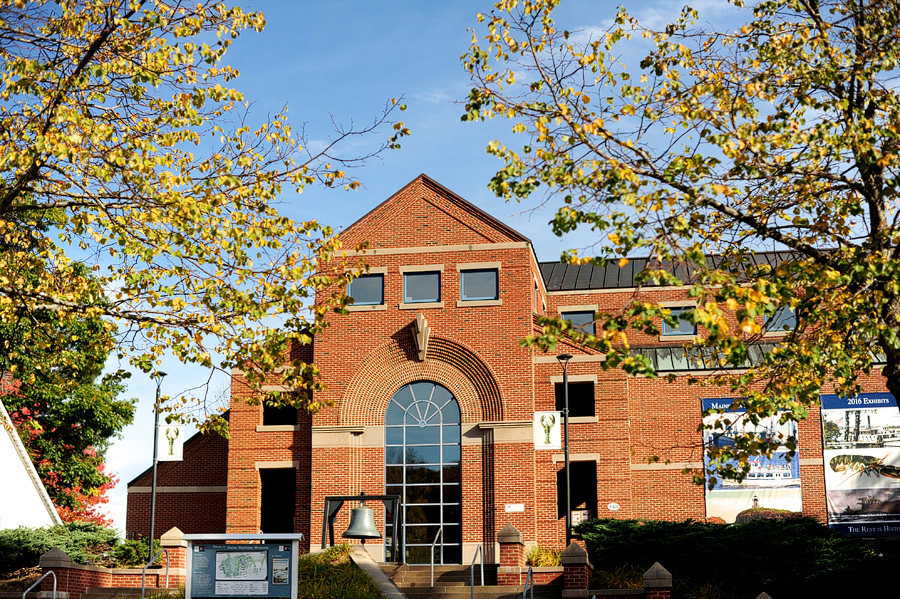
[660, 303, 697, 338]
[561, 310, 595, 335]
[765, 307, 797, 333]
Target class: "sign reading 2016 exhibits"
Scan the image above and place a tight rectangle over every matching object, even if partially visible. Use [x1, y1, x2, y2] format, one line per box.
[190, 543, 292, 597]
[821, 393, 900, 536]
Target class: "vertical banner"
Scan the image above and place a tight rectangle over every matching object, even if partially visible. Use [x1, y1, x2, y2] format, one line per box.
[821, 393, 900, 536]
[701, 398, 802, 524]
[534, 411, 562, 450]
[158, 424, 185, 461]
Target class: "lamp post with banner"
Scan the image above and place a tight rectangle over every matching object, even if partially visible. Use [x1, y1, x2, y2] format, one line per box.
[148, 371, 167, 563]
[556, 353, 573, 546]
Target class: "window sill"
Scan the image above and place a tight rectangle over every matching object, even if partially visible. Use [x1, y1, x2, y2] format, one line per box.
[659, 335, 700, 342]
[456, 299, 502, 307]
[345, 304, 387, 312]
[256, 425, 301, 432]
[567, 416, 598, 424]
[399, 301, 443, 310]
[762, 330, 793, 338]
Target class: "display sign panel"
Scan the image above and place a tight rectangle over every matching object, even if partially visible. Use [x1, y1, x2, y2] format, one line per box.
[157, 424, 185, 461]
[190, 543, 293, 597]
[534, 411, 562, 450]
[701, 398, 802, 524]
[821, 393, 900, 536]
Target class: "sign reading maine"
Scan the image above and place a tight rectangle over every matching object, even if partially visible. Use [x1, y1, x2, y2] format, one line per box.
[190, 543, 292, 597]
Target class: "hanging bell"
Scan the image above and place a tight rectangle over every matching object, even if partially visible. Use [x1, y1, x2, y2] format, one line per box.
[343, 495, 382, 544]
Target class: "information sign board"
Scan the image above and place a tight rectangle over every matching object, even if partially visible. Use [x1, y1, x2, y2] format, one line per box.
[189, 543, 292, 597]
[183, 533, 302, 599]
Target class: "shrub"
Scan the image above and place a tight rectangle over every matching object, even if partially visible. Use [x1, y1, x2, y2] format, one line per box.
[525, 545, 561, 567]
[297, 545, 382, 599]
[0, 522, 118, 574]
[105, 536, 162, 568]
[576, 517, 883, 599]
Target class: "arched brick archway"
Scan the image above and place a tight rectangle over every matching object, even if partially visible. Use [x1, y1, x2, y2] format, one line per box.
[339, 335, 502, 426]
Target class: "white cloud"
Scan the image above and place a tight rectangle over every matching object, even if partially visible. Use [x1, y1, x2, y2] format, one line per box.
[413, 90, 452, 105]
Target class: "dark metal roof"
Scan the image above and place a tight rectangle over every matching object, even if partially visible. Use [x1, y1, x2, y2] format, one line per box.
[540, 251, 803, 292]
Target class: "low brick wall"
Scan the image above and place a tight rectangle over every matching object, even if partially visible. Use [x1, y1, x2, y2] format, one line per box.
[498, 566, 564, 586]
[38, 528, 188, 599]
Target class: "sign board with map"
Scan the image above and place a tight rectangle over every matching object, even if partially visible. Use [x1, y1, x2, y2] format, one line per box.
[183, 533, 303, 599]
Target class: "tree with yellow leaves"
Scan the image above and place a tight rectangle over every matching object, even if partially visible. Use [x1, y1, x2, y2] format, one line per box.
[0, 1, 408, 424]
[464, 0, 900, 480]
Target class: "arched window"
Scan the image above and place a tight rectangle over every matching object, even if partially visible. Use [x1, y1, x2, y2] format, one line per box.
[385, 381, 462, 564]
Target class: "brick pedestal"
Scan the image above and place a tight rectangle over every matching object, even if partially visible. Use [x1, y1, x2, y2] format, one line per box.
[561, 542, 592, 591]
[160, 527, 187, 570]
[497, 523, 525, 585]
[643, 562, 672, 599]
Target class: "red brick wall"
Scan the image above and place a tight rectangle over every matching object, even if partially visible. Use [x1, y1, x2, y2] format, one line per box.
[213, 175, 893, 564]
[126, 429, 228, 538]
[41, 566, 183, 598]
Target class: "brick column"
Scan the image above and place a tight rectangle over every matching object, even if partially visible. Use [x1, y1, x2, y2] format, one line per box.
[643, 562, 672, 599]
[496, 523, 525, 585]
[561, 542, 592, 591]
[160, 526, 188, 586]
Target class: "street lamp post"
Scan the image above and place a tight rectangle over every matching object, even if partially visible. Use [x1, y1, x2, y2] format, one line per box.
[148, 371, 167, 563]
[557, 353, 573, 547]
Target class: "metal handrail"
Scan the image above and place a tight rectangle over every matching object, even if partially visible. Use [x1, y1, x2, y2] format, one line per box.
[23, 570, 55, 599]
[430, 526, 444, 587]
[523, 565, 534, 599]
[141, 547, 170, 599]
[470, 544, 484, 599]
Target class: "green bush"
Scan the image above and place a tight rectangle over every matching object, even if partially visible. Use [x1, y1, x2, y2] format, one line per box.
[107, 536, 162, 568]
[576, 517, 886, 599]
[0, 522, 118, 573]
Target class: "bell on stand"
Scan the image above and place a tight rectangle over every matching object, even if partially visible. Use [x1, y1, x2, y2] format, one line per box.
[343, 492, 382, 545]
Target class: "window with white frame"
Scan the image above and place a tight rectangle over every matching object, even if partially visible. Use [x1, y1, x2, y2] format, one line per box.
[561, 310, 595, 335]
[662, 306, 696, 336]
[765, 307, 797, 332]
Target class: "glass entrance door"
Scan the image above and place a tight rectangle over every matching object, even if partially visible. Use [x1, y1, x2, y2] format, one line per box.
[385, 381, 462, 564]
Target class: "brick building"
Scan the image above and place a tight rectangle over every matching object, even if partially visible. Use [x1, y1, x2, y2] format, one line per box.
[127, 174, 894, 561]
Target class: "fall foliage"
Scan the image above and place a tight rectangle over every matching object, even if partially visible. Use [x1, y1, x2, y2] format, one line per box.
[464, 0, 900, 479]
[0, 1, 408, 425]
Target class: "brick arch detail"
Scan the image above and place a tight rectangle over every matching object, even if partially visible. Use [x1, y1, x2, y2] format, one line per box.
[339, 336, 502, 425]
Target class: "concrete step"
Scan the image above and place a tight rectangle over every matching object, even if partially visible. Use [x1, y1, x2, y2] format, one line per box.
[398, 585, 562, 599]
[82, 588, 175, 599]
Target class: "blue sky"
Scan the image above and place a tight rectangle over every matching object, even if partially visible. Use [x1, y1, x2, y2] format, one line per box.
[103, 0, 747, 535]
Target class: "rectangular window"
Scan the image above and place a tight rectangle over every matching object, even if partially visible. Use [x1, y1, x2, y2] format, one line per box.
[555, 381, 595, 417]
[765, 307, 797, 332]
[263, 403, 298, 426]
[348, 274, 384, 306]
[662, 306, 696, 336]
[460, 269, 498, 301]
[557, 461, 598, 520]
[404, 271, 441, 303]
[561, 310, 595, 335]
